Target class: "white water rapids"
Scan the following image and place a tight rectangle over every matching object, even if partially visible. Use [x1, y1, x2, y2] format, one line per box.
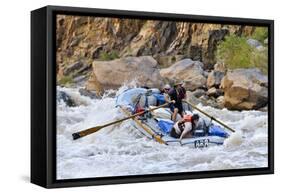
[56, 86, 268, 180]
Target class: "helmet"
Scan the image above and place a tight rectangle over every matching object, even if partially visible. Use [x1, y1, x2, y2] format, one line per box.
[192, 114, 199, 121]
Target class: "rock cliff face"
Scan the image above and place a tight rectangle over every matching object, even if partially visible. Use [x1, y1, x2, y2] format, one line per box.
[56, 15, 269, 111]
[56, 15, 255, 75]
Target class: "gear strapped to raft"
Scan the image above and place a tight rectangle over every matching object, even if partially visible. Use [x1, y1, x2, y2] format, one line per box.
[133, 93, 143, 113]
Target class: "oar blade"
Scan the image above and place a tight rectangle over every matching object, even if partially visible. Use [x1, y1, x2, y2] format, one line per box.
[72, 132, 82, 140]
[72, 126, 103, 140]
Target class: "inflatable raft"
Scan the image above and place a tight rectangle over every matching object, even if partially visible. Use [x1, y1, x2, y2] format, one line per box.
[116, 88, 230, 148]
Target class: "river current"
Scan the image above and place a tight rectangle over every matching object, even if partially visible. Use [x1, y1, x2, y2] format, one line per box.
[56, 85, 268, 179]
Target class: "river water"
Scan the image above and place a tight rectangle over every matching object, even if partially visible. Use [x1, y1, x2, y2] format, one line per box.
[56, 86, 268, 180]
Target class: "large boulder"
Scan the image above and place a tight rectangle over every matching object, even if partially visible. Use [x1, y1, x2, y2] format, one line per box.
[186, 91, 221, 108]
[207, 87, 224, 98]
[57, 90, 76, 107]
[57, 61, 92, 86]
[220, 68, 268, 110]
[86, 56, 164, 90]
[154, 55, 187, 68]
[207, 70, 225, 88]
[216, 96, 225, 109]
[78, 88, 100, 99]
[63, 61, 83, 76]
[192, 89, 206, 98]
[185, 91, 202, 105]
[160, 58, 207, 91]
[214, 63, 226, 72]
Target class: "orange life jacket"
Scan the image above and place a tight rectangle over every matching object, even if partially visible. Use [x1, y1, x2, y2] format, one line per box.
[177, 115, 192, 133]
[183, 115, 192, 122]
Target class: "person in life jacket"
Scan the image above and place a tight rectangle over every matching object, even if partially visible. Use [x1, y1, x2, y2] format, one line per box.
[170, 114, 200, 142]
[168, 81, 186, 122]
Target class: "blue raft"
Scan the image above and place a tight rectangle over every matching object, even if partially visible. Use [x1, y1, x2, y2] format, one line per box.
[116, 87, 230, 148]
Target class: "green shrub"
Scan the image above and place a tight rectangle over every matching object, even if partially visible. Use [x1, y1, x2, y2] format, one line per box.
[110, 50, 119, 59]
[216, 34, 268, 74]
[99, 50, 119, 61]
[252, 27, 268, 43]
[171, 56, 176, 63]
[217, 35, 253, 69]
[58, 75, 73, 85]
[251, 47, 268, 74]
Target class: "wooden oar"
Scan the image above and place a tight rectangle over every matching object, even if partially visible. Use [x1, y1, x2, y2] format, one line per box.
[72, 102, 171, 140]
[183, 100, 235, 133]
[121, 107, 167, 144]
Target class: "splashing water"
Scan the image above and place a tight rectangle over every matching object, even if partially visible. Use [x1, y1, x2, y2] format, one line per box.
[56, 86, 268, 179]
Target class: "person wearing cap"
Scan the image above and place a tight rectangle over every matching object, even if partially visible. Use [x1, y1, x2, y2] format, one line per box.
[162, 84, 173, 103]
[170, 114, 200, 142]
[176, 81, 186, 100]
[168, 81, 186, 122]
[162, 84, 176, 111]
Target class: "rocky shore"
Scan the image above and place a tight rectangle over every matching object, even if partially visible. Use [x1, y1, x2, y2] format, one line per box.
[56, 15, 268, 111]
[58, 55, 268, 111]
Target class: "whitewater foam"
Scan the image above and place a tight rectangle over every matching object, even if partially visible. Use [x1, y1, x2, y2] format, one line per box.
[56, 86, 268, 179]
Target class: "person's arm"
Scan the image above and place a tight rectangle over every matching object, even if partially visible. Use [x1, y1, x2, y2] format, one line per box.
[183, 87, 186, 99]
[164, 94, 171, 103]
[168, 88, 175, 98]
[175, 119, 185, 134]
[179, 122, 192, 141]
[179, 130, 188, 141]
[177, 119, 185, 125]
[168, 90, 177, 105]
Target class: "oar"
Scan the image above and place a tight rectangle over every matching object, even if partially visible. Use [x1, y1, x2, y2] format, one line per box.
[72, 102, 171, 140]
[183, 100, 235, 133]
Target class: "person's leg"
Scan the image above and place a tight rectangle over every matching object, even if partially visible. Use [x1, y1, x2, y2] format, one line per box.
[170, 127, 180, 138]
[179, 110, 184, 118]
[178, 103, 184, 118]
[172, 108, 178, 122]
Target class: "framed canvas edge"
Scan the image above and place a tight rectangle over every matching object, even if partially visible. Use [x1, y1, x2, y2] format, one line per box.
[31, 6, 48, 188]
[31, 5, 274, 188]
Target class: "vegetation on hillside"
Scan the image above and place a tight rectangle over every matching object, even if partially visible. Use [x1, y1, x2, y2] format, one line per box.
[99, 50, 119, 61]
[252, 27, 268, 43]
[216, 30, 268, 74]
[58, 75, 73, 86]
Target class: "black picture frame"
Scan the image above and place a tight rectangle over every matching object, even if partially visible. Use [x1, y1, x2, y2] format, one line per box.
[31, 5, 274, 188]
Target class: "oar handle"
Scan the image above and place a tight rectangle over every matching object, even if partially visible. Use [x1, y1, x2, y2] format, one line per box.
[183, 100, 235, 133]
[72, 102, 172, 140]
